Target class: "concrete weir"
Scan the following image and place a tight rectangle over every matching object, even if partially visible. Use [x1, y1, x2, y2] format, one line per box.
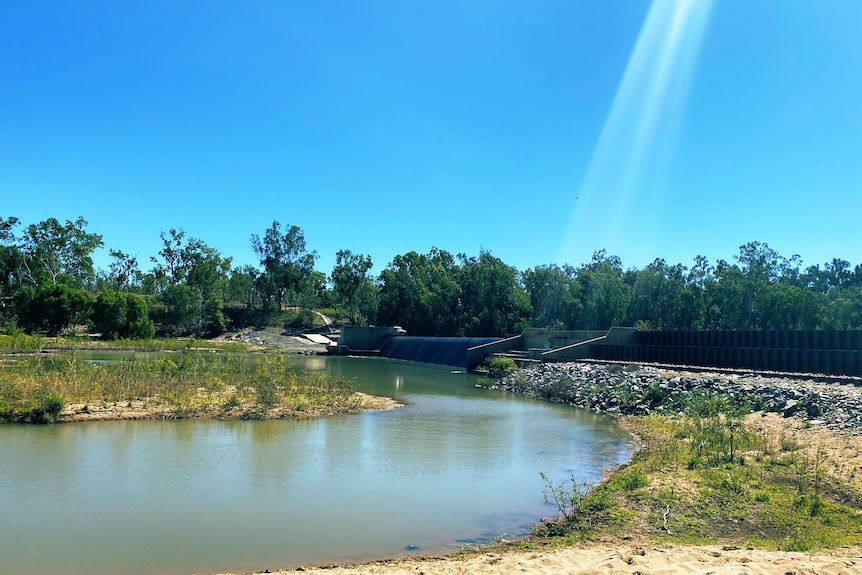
[331, 326, 500, 369]
[332, 326, 862, 377]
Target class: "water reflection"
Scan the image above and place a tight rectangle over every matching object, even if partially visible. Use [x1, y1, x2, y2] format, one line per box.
[0, 355, 633, 575]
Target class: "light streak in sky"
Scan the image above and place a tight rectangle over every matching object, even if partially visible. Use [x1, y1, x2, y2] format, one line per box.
[559, 0, 713, 264]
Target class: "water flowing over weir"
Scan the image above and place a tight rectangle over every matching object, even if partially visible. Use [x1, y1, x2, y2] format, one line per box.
[333, 326, 502, 368]
[380, 336, 500, 368]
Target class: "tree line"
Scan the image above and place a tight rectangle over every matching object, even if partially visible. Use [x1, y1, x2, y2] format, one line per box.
[1, 215, 860, 339]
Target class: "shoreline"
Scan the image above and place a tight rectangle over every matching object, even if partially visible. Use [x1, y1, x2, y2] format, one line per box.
[213, 543, 861, 575]
[8, 345, 862, 574]
[53, 391, 402, 423]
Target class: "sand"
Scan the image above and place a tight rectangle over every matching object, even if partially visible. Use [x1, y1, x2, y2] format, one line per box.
[213, 543, 861, 575]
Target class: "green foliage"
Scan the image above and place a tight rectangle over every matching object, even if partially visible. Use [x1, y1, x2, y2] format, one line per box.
[535, 414, 862, 550]
[485, 355, 517, 377]
[14, 284, 92, 335]
[618, 466, 649, 490]
[251, 221, 318, 311]
[0, 331, 44, 352]
[28, 393, 65, 424]
[92, 289, 155, 340]
[331, 249, 377, 326]
[377, 248, 461, 336]
[539, 471, 589, 523]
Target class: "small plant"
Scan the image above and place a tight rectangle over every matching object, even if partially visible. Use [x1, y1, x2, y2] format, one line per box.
[29, 393, 65, 424]
[221, 393, 241, 411]
[619, 466, 649, 490]
[539, 471, 588, 522]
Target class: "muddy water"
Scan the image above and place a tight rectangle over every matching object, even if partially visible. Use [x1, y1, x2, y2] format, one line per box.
[0, 355, 633, 575]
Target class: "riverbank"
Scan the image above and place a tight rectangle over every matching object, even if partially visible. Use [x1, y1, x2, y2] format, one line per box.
[0, 346, 401, 423]
[223, 543, 859, 575]
[55, 391, 400, 422]
[492, 361, 862, 433]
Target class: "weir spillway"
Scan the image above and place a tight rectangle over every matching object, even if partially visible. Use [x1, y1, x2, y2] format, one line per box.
[379, 336, 500, 368]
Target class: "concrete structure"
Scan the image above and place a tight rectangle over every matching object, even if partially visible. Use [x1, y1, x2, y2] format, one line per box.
[334, 326, 862, 377]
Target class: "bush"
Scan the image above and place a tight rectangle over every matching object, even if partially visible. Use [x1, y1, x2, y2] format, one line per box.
[486, 356, 517, 377]
[28, 393, 65, 424]
[92, 290, 156, 340]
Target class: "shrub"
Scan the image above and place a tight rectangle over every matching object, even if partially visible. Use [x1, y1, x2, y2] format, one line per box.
[486, 356, 517, 377]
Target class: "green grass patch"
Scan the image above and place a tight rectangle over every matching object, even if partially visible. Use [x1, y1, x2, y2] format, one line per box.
[535, 404, 862, 551]
[0, 349, 362, 423]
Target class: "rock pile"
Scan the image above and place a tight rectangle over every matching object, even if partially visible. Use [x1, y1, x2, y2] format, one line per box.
[491, 362, 862, 433]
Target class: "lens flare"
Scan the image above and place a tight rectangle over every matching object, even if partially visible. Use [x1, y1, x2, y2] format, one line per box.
[559, 0, 713, 264]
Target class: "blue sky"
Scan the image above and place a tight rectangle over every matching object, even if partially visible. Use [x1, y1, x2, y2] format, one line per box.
[2, 0, 860, 278]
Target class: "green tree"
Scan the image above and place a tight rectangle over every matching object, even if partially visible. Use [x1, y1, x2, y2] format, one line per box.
[251, 221, 317, 310]
[457, 250, 531, 336]
[149, 230, 232, 336]
[522, 264, 582, 329]
[331, 250, 377, 325]
[155, 284, 200, 336]
[377, 248, 461, 335]
[225, 265, 259, 308]
[92, 289, 155, 339]
[576, 251, 632, 329]
[106, 249, 141, 291]
[14, 284, 92, 335]
[18, 217, 103, 288]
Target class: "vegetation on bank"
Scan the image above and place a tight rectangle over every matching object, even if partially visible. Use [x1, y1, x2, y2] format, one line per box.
[529, 397, 862, 553]
[3, 215, 862, 343]
[0, 348, 361, 423]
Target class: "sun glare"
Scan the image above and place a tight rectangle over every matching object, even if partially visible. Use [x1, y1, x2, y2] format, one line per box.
[559, 0, 713, 264]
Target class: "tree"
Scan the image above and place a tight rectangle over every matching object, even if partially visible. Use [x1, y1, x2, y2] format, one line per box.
[92, 289, 155, 339]
[148, 230, 232, 337]
[251, 221, 317, 310]
[225, 265, 259, 308]
[18, 217, 103, 288]
[522, 264, 582, 329]
[14, 284, 91, 335]
[575, 250, 632, 329]
[107, 249, 141, 291]
[457, 250, 531, 336]
[331, 250, 377, 325]
[377, 248, 461, 335]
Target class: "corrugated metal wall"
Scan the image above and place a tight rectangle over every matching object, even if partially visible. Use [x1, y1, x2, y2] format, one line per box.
[588, 330, 862, 376]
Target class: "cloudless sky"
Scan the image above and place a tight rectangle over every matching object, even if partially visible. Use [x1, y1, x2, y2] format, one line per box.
[2, 0, 860, 279]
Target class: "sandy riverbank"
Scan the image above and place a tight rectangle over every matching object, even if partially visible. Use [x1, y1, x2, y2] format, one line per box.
[213, 543, 860, 575]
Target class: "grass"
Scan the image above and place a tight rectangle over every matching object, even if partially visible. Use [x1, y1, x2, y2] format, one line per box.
[531, 410, 862, 552]
[0, 349, 362, 423]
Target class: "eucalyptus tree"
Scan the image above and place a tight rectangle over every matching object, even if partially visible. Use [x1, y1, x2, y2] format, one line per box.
[251, 221, 318, 311]
[331, 250, 377, 326]
[575, 250, 632, 329]
[522, 264, 581, 329]
[106, 249, 141, 291]
[17, 217, 103, 288]
[225, 265, 259, 308]
[148, 229, 232, 336]
[0, 218, 25, 302]
[377, 248, 461, 336]
[457, 250, 531, 336]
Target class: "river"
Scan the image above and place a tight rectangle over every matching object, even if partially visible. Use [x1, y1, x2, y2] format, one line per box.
[0, 354, 634, 575]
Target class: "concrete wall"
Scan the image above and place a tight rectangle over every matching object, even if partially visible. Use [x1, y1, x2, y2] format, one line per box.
[339, 326, 402, 352]
[521, 328, 608, 351]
